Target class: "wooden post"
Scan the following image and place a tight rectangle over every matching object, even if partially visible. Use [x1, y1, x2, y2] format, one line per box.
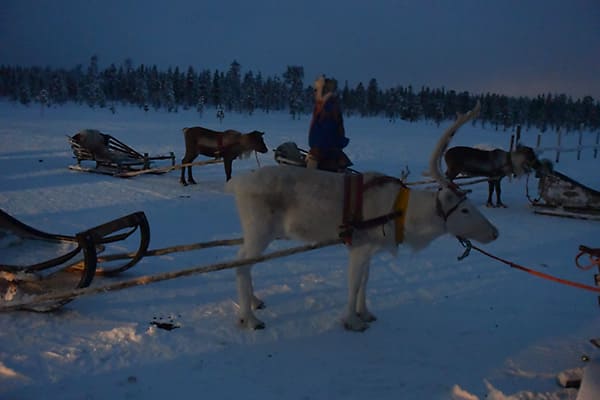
[536, 134, 541, 150]
[515, 125, 521, 146]
[555, 130, 562, 164]
[577, 131, 583, 160]
[595, 132, 599, 159]
[596, 265, 600, 306]
[509, 134, 515, 152]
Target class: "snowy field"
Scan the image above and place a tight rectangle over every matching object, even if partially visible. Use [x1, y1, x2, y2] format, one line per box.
[1, 101, 599, 399]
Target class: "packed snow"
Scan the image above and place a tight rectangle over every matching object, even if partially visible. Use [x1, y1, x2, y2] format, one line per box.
[1, 101, 599, 399]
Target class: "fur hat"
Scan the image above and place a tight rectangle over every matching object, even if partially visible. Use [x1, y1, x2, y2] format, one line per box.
[313, 75, 337, 103]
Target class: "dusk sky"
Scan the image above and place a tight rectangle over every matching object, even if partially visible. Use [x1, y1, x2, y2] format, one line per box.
[2, 0, 599, 98]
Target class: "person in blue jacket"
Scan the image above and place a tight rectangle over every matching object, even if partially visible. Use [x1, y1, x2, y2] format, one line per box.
[306, 75, 352, 172]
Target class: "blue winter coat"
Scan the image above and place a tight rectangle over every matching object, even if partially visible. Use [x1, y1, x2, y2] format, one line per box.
[308, 96, 349, 153]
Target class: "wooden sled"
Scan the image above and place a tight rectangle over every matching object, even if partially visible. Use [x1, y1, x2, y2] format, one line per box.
[0, 209, 150, 311]
[274, 142, 309, 167]
[67, 130, 176, 177]
[273, 141, 354, 173]
[531, 169, 600, 220]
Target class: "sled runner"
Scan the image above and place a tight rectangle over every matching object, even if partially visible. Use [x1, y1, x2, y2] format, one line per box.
[0, 209, 150, 311]
[68, 129, 176, 177]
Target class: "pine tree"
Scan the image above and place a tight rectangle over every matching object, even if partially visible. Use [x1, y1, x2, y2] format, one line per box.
[198, 69, 212, 106]
[184, 66, 199, 109]
[341, 81, 354, 117]
[353, 82, 367, 116]
[366, 78, 380, 116]
[84, 55, 106, 107]
[163, 69, 176, 112]
[283, 66, 304, 119]
[133, 64, 149, 110]
[241, 71, 257, 115]
[211, 70, 222, 106]
[224, 60, 242, 111]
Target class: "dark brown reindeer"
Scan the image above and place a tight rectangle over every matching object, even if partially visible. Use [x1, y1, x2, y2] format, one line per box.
[180, 127, 268, 185]
[444, 144, 539, 207]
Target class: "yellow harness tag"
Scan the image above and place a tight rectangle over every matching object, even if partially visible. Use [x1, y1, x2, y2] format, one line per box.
[394, 187, 410, 244]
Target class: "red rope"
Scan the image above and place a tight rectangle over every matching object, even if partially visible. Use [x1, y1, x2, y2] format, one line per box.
[470, 243, 600, 294]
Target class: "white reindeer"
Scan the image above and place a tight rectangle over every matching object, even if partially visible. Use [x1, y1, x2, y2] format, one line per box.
[227, 103, 498, 331]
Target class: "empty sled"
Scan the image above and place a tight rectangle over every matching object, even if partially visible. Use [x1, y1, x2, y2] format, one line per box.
[531, 168, 600, 220]
[0, 209, 150, 311]
[273, 141, 353, 172]
[68, 129, 175, 177]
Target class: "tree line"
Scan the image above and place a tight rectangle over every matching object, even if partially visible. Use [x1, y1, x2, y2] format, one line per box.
[1, 57, 598, 133]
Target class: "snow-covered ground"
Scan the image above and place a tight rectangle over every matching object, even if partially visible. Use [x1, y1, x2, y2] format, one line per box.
[1, 101, 599, 399]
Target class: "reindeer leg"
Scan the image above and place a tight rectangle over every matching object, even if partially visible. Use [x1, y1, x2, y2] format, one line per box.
[224, 158, 233, 181]
[179, 159, 188, 185]
[343, 246, 371, 331]
[356, 258, 377, 323]
[495, 179, 506, 208]
[235, 236, 270, 330]
[486, 180, 494, 207]
[187, 165, 197, 185]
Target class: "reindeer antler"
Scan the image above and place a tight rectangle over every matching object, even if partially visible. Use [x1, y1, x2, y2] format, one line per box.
[429, 101, 481, 187]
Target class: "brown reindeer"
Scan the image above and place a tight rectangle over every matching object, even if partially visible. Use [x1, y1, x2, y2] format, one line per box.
[444, 144, 539, 207]
[180, 127, 268, 185]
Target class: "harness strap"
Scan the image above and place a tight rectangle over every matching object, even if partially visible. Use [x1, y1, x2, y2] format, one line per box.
[350, 211, 402, 231]
[342, 173, 363, 223]
[394, 187, 410, 243]
[363, 175, 404, 191]
[339, 174, 410, 245]
[436, 189, 467, 222]
[341, 173, 364, 244]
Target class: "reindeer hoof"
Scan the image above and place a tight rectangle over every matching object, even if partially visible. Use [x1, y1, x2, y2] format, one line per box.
[252, 296, 265, 310]
[497, 203, 507, 208]
[358, 311, 377, 323]
[238, 315, 265, 330]
[486, 202, 494, 208]
[343, 315, 369, 332]
[180, 180, 188, 186]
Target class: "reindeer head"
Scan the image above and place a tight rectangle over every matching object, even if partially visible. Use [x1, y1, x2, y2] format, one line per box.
[247, 131, 268, 154]
[429, 102, 499, 244]
[511, 145, 540, 177]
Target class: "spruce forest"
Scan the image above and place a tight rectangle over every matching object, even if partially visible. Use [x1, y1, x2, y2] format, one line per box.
[1, 57, 598, 133]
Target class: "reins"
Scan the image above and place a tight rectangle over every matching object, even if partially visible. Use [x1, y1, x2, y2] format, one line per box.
[576, 245, 600, 271]
[254, 151, 261, 167]
[457, 238, 600, 294]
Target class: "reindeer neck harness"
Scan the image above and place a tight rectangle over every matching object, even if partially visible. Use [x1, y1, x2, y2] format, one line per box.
[435, 187, 468, 222]
[340, 174, 410, 245]
[340, 174, 467, 245]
